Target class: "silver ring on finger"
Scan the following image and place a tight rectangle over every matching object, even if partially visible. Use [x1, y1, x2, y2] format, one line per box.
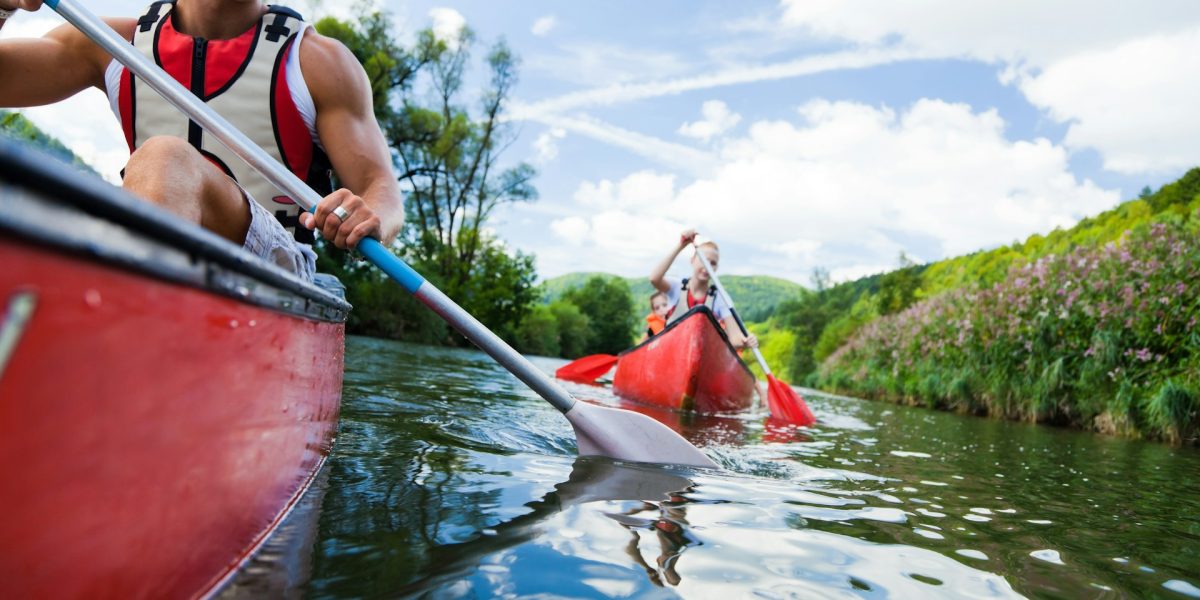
[332, 206, 352, 221]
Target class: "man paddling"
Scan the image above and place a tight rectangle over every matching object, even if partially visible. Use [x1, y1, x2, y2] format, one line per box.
[649, 229, 759, 350]
[0, 0, 403, 281]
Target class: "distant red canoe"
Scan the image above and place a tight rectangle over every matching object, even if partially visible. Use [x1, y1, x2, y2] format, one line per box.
[612, 307, 756, 413]
[0, 140, 348, 598]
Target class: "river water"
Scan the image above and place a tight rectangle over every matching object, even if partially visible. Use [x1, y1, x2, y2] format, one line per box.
[232, 336, 1200, 598]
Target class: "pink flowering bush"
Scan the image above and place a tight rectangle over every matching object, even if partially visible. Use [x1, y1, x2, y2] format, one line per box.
[819, 215, 1200, 443]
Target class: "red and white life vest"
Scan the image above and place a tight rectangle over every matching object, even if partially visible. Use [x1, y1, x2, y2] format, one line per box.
[117, 0, 329, 243]
[665, 277, 717, 325]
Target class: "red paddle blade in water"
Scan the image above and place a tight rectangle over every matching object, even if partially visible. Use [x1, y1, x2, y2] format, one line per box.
[766, 375, 815, 426]
[555, 354, 619, 383]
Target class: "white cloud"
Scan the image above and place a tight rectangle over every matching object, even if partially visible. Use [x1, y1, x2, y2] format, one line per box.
[532, 127, 567, 164]
[523, 43, 692, 88]
[428, 7, 466, 50]
[512, 2, 1200, 178]
[525, 99, 1119, 282]
[678, 100, 741, 142]
[510, 46, 922, 119]
[531, 15, 557, 37]
[521, 112, 718, 177]
[1018, 26, 1200, 174]
[773, 0, 1200, 175]
[550, 216, 589, 245]
[777, 0, 1200, 66]
[767, 238, 821, 261]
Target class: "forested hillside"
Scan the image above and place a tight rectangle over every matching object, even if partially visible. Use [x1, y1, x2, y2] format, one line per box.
[542, 273, 807, 321]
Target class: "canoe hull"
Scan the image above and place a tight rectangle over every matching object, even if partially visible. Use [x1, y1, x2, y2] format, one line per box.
[0, 241, 342, 599]
[0, 139, 349, 599]
[612, 307, 755, 413]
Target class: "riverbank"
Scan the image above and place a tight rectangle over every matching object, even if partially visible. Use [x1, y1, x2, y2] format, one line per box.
[817, 216, 1200, 445]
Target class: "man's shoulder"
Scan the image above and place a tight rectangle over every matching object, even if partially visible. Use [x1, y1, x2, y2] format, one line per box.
[295, 27, 365, 98]
[297, 28, 356, 71]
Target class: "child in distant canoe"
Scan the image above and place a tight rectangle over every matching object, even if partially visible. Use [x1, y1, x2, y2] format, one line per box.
[639, 291, 672, 342]
[648, 229, 758, 350]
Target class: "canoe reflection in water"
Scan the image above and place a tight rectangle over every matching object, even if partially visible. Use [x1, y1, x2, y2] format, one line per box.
[401, 456, 702, 593]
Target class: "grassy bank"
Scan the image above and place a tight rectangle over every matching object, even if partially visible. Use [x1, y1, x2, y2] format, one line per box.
[817, 214, 1200, 444]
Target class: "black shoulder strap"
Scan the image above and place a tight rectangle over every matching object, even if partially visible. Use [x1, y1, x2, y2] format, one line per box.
[264, 5, 304, 42]
[137, 0, 175, 33]
[266, 5, 304, 19]
[306, 146, 334, 197]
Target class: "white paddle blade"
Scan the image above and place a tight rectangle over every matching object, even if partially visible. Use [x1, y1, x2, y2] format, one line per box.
[564, 402, 719, 469]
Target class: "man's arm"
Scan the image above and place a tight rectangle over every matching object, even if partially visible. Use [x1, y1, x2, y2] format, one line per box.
[650, 228, 696, 293]
[0, 3, 131, 107]
[298, 29, 403, 250]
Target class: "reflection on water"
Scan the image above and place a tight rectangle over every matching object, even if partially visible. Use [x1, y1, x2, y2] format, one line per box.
[247, 337, 1200, 598]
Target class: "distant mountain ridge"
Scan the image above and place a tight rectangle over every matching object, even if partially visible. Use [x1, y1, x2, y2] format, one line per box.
[541, 272, 809, 322]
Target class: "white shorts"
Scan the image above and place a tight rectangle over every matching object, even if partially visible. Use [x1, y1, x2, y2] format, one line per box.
[241, 190, 317, 282]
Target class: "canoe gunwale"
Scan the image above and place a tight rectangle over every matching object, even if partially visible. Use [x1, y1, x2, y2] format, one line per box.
[618, 305, 755, 380]
[0, 139, 349, 323]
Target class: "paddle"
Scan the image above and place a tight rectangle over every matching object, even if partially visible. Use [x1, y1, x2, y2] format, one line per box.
[555, 354, 618, 383]
[691, 242, 816, 426]
[49, 0, 717, 469]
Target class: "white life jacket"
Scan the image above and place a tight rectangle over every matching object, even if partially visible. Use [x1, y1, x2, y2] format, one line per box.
[118, 0, 331, 243]
[665, 277, 717, 325]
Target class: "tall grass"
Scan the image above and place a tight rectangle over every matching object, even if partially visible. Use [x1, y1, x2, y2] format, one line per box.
[818, 213, 1200, 443]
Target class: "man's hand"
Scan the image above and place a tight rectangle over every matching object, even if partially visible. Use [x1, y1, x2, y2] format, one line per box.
[742, 333, 759, 350]
[300, 188, 384, 250]
[1, 1, 45, 12]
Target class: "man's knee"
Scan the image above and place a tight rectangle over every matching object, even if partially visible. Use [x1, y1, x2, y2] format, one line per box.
[125, 136, 202, 179]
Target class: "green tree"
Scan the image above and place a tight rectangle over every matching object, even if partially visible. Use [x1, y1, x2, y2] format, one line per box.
[312, 10, 539, 344]
[876, 252, 923, 315]
[550, 301, 591, 358]
[562, 276, 636, 355]
[514, 299, 592, 358]
[515, 304, 560, 357]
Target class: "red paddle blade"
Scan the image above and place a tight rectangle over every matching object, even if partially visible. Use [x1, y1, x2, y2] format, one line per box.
[766, 375, 815, 426]
[555, 354, 619, 383]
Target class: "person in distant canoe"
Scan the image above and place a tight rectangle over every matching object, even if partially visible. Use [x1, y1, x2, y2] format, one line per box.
[649, 229, 758, 350]
[0, 0, 403, 282]
[638, 291, 671, 343]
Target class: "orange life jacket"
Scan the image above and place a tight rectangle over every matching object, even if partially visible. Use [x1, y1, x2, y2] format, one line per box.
[645, 313, 666, 337]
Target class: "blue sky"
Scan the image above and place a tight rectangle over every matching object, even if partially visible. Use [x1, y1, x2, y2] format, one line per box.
[6, 1, 1200, 285]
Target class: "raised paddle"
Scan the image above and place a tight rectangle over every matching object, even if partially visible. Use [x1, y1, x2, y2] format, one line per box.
[555, 354, 618, 383]
[49, 0, 717, 469]
[691, 242, 816, 426]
